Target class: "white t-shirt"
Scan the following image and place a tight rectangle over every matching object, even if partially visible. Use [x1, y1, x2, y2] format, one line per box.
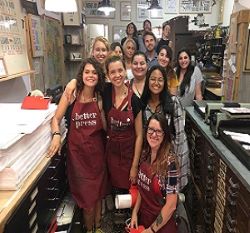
[178, 66, 203, 108]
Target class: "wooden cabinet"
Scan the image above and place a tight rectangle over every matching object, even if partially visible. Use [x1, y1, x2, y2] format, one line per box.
[185, 107, 250, 233]
[3, 146, 67, 233]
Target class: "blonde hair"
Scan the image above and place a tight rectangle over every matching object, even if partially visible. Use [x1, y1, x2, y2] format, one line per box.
[122, 38, 136, 52]
[90, 36, 110, 57]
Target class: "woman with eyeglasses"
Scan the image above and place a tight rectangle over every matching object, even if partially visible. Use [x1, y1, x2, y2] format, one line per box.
[141, 65, 189, 191]
[130, 113, 178, 233]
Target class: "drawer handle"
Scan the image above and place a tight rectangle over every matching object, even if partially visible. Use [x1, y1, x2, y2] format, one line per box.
[228, 177, 239, 190]
[46, 187, 59, 191]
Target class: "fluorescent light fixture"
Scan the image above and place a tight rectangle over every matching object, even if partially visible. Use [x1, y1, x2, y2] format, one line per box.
[97, 0, 115, 16]
[147, 0, 162, 10]
[45, 0, 77, 12]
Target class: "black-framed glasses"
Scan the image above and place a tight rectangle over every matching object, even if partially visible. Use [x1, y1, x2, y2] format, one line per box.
[147, 127, 164, 137]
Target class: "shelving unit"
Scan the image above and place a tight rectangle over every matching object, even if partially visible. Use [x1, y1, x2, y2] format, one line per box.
[198, 27, 229, 100]
[62, 6, 87, 82]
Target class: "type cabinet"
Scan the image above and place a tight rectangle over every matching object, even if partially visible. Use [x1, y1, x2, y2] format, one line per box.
[3, 146, 67, 233]
[185, 107, 250, 233]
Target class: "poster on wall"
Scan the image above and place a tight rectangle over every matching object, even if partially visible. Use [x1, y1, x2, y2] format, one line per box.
[179, 0, 212, 13]
[28, 14, 44, 57]
[44, 17, 64, 88]
[0, 0, 30, 76]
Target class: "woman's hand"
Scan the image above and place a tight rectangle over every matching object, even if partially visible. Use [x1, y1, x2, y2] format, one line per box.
[47, 135, 61, 157]
[64, 79, 77, 101]
[130, 211, 138, 229]
[129, 166, 138, 184]
[142, 228, 153, 233]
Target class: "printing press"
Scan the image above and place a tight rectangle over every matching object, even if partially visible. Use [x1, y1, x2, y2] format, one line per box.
[193, 101, 250, 170]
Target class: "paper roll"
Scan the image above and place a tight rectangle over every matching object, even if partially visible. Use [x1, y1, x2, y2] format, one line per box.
[115, 194, 132, 209]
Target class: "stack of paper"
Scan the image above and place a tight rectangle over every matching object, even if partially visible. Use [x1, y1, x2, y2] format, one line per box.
[0, 103, 67, 190]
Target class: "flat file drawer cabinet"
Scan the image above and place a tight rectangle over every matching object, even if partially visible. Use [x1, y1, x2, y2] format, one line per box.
[4, 145, 67, 233]
[185, 108, 250, 233]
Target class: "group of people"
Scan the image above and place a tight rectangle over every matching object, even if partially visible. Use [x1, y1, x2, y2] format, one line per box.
[47, 19, 204, 233]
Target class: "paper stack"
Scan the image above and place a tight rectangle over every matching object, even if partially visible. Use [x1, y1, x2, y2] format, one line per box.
[0, 103, 67, 190]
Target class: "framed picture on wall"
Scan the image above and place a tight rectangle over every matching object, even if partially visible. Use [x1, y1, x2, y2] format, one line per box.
[84, 1, 115, 18]
[120, 2, 131, 21]
[165, 0, 178, 14]
[113, 26, 126, 43]
[179, 0, 212, 13]
[136, 0, 149, 22]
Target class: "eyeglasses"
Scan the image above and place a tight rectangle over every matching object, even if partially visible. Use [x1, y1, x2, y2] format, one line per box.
[149, 78, 164, 84]
[147, 127, 164, 137]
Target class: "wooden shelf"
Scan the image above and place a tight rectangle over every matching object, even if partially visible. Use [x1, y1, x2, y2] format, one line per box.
[0, 70, 35, 83]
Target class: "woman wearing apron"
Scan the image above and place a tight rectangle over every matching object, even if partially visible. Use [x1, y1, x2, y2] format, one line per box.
[131, 113, 179, 233]
[47, 58, 107, 233]
[103, 55, 143, 229]
[103, 55, 143, 191]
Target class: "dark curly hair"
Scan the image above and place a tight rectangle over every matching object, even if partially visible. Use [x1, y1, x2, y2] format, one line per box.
[76, 57, 105, 95]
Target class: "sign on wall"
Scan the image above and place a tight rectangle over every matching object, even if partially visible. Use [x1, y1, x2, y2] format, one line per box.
[0, 0, 30, 76]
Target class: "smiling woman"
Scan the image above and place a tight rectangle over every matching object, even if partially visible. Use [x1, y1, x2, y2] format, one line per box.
[47, 57, 107, 232]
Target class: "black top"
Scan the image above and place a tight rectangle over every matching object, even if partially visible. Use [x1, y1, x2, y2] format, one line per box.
[156, 38, 170, 54]
[102, 83, 142, 118]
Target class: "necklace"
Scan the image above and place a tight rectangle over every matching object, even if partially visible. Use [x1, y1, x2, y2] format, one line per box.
[117, 86, 128, 99]
[81, 93, 96, 103]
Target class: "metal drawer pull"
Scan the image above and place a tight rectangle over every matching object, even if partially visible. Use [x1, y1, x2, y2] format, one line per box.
[29, 201, 37, 215]
[29, 212, 37, 228]
[30, 188, 38, 201]
[46, 187, 59, 191]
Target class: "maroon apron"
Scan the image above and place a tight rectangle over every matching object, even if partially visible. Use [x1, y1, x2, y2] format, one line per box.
[137, 162, 177, 233]
[106, 86, 135, 189]
[67, 99, 107, 209]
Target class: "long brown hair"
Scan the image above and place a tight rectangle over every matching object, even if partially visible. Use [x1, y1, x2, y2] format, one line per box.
[142, 113, 176, 176]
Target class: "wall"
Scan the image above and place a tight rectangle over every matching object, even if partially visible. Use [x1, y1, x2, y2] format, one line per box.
[83, 0, 233, 42]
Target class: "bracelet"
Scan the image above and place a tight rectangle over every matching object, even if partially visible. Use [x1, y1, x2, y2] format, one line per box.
[150, 226, 156, 233]
[52, 131, 61, 137]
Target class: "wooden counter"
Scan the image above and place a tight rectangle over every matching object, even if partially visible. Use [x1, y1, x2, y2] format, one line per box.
[0, 156, 51, 233]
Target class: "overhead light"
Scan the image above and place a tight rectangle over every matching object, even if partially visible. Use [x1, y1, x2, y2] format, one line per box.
[147, 0, 162, 10]
[45, 0, 77, 12]
[97, 0, 115, 16]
